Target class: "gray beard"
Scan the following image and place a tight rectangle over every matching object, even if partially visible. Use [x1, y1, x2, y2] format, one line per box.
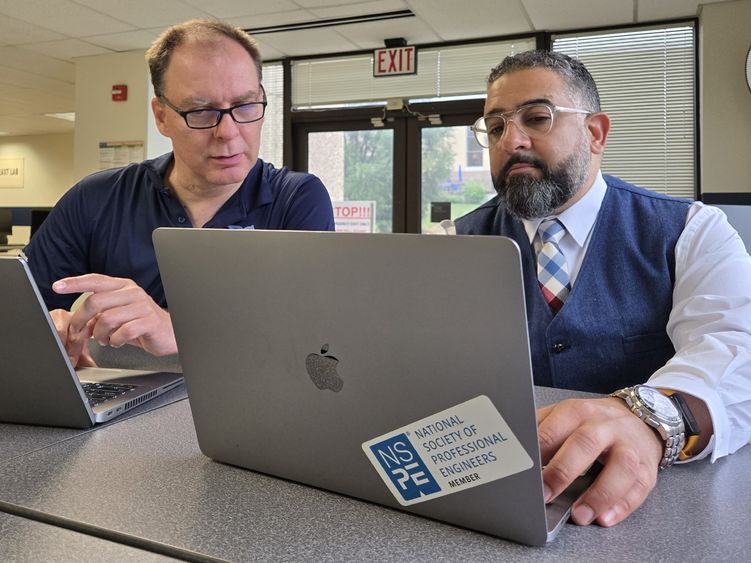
[493, 150, 591, 221]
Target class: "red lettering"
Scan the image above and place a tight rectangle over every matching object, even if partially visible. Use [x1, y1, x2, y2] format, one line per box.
[377, 51, 387, 74]
[335, 205, 374, 219]
[388, 49, 397, 72]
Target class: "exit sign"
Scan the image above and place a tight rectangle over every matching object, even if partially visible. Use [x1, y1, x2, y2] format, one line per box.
[373, 46, 417, 77]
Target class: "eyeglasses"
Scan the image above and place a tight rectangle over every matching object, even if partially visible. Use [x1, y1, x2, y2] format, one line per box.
[471, 103, 590, 148]
[159, 86, 267, 129]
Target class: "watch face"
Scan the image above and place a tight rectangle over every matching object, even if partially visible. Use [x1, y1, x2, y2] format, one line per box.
[637, 386, 681, 423]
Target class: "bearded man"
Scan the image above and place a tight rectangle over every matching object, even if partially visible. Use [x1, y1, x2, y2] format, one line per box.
[457, 50, 751, 529]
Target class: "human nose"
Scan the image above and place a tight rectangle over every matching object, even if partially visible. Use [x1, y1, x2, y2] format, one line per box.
[213, 111, 240, 139]
[497, 118, 532, 153]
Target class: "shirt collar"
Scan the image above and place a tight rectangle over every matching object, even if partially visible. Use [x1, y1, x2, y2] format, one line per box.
[205, 159, 269, 226]
[235, 159, 270, 213]
[522, 171, 607, 247]
[147, 153, 272, 221]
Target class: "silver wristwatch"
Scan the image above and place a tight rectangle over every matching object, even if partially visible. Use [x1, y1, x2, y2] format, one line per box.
[610, 385, 686, 470]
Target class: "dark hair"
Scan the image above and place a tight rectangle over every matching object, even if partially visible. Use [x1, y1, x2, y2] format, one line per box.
[146, 19, 262, 97]
[487, 50, 600, 112]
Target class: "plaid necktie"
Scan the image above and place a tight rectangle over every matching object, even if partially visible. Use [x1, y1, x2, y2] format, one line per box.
[537, 219, 571, 313]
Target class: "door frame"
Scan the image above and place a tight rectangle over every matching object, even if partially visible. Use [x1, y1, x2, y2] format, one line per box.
[291, 99, 484, 233]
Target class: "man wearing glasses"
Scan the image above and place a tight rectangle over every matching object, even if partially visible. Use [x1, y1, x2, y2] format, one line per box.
[458, 51, 751, 527]
[24, 19, 334, 366]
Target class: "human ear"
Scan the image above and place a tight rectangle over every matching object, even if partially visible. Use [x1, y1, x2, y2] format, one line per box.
[151, 97, 170, 137]
[586, 112, 610, 155]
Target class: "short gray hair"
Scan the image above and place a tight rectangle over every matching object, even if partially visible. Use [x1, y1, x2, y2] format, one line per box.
[488, 50, 600, 112]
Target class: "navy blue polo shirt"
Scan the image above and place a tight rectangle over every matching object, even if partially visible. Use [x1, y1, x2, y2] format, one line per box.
[25, 153, 334, 310]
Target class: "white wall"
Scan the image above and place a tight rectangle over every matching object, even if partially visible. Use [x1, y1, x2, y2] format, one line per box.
[700, 0, 751, 194]
[73, 50, 152, 180]
[0, 133, 74, 244]
[0, 133, 74, 206]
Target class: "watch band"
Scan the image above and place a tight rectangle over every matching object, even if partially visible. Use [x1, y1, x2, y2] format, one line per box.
[611, 386, 685, 470]
[659, 389, 701, 460]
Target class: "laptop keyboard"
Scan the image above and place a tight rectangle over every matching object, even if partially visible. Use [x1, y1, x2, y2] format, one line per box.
[81, 382, 137, 406]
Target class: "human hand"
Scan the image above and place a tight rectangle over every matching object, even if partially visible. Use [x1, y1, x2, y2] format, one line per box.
[50, 308, 97, 368]
[537, 397, 663, 527]
[52, 274, 177, 359]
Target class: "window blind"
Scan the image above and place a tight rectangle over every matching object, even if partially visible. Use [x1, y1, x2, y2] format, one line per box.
[553, 24, 696, 199]
[258, 62, 284, 166]
[291, 38, 536, 108]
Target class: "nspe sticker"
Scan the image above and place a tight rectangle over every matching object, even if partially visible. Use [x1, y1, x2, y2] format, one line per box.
[362, 395, 533, 506]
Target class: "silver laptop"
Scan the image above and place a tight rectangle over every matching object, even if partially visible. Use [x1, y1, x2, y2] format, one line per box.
[153, 228, 596, 546]
[0, 256, 183, 428]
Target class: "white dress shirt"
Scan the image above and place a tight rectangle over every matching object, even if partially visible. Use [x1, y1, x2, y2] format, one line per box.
[521, 171, 751, 462]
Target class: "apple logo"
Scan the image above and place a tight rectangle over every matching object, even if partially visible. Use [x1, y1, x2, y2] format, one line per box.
[305, 344, 343, 392]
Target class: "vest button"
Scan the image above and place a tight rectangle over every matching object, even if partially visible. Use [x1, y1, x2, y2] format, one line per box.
[552, 343, 566, 354]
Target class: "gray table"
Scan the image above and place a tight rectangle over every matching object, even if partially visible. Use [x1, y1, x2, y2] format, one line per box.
[0, 511, 177, 562]
[0, 342, 185, 464]
[0, 386, 747, 562]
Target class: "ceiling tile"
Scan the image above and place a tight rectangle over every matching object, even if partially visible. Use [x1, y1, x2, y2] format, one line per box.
[251, 39, 286, 62]
[23, 39, 113, 61]
[334, 18, 441, 49]
[0, 91, 72, 115]
[0, 0, 135, 37]
[637, 0, 702, 21]
[408, 0, 532, 41]
[255, 28, 359, 57]
[523, 0, 634, 31]
[0, 64, 75, 91]
[83, 30, 162, 52]
[224, 10, 316, 31]
[0, 47, 74, 83]
[307, 0, 408, 18]
[181, 0, 299, 18]
[0, 15, 68, 45]
[292, 0, 377, 7]
[73, 0, 212, 28]
[0, 114, 74, 135]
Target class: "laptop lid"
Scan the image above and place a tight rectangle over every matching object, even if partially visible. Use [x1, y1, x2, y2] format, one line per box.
[154, 228, 568, 546]
[0, 256, 183, 428]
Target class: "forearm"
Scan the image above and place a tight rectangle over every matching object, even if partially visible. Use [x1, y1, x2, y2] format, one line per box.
[650, 203, 751, 461]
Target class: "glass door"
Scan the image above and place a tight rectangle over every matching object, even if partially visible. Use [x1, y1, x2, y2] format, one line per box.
[308, 129, 395, 233]
[292, 100, 485, 233]
[418, 122, 494, 233]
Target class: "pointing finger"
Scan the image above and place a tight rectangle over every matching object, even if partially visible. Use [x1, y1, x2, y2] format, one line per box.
[53, 274, 131, 295]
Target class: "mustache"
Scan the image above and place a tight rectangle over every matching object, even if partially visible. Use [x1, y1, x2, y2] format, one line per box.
[500, 155, 549, 179]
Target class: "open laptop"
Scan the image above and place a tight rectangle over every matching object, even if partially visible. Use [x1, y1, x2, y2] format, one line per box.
[153, 228, 596, 546]
[0, 256, 183, 428]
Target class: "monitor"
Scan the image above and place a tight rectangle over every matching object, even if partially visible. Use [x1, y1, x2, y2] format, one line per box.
[0, 209, 12, 245]
[30, 208, 52, 239]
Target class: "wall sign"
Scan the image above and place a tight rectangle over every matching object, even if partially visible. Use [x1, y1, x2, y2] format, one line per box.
[332, 200, 376, 232]
[0, 158, 24, 189]
[98, 141, 144, 170]
[373, 46, 417, 77]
